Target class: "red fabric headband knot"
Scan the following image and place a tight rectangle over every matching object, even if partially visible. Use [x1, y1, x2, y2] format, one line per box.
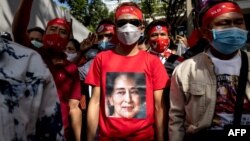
[47, 18, 71, 33]
[115, 6, 143, 20]
[202, 2, 242, 28]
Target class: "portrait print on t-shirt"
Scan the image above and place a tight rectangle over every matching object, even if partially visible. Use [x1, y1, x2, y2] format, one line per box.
[211, 74, 250, 130]
[106, 72, 146, 118]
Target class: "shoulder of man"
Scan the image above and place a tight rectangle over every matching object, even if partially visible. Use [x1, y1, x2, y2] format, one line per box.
[173, 52, 205, 73]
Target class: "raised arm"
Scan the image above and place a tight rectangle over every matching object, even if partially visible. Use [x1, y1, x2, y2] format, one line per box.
[12, 0, 33, 46]
[87, 86, 100, 141]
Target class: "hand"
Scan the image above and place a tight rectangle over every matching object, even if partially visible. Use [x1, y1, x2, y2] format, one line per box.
[80, 32, 98, 51]
[176, 35, 189, 48]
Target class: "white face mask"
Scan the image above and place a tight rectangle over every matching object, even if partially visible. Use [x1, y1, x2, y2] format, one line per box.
[65, 52, 77, 62]
[117, 23, 141, 45]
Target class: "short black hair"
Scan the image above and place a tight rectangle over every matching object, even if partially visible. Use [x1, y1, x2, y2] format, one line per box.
[27, 27, 45, 35]
[69, 38, 80, 51]
[198, 0, 239, 27]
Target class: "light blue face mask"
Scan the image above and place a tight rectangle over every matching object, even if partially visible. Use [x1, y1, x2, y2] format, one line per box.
[211, 27, 248, 54]
[98, 40, 115, 50]
[31, 40, 43, 48]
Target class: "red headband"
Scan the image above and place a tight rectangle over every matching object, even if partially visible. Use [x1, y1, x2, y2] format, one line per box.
[96, 24, 115, 34]
[202, 2, 242, 28]
[47, 18, 71, 33]
[115, 6, 143, 20]
[148, 25, 168, 35]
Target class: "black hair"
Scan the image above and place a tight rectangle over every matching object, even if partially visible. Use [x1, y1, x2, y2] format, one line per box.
[27, 27, 45, 35]
[198, 0, 239, 27]
[68, 38, 80, 51]
[106, 72, 146, 97]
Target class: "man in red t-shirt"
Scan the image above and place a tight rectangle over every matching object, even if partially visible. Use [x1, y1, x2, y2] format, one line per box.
[85, 2, 169, 141]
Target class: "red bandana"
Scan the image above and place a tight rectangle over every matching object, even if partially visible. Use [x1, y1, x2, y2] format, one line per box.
[96, 24, 115, 34]
[202, 2, 242, 28]
[47, 18, 71, 33]
[115, 6, 143, 20]
[148, 25, 168, 35]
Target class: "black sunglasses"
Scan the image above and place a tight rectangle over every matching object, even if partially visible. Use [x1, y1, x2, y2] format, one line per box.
[116, 19, 142, 27]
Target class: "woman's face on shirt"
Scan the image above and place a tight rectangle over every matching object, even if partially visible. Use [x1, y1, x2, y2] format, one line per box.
[109, 75, 141, 118]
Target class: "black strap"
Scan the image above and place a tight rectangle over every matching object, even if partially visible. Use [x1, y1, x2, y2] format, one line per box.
[233, 50, 249, 125]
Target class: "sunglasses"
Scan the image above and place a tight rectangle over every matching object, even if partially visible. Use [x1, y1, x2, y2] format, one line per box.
[116, 19, 142, 27]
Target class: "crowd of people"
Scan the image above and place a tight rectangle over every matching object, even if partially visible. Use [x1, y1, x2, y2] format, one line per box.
[1, 0, 250, 141]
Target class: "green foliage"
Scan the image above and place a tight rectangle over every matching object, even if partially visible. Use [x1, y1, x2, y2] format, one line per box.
[87, 0, 112, 31]
[140, 0, 168, 21]
[70, 0, 88, 25]
[57, 0, 114, 32]
[141, 0, 157, 19]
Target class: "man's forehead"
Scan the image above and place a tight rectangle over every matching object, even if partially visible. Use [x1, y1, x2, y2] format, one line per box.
[211, 12, 244, 23]
[213, 12, 244, 20]
[116, 14, 139, 20]
[148, 25, 168, 35]
[151, 30, 168, 34]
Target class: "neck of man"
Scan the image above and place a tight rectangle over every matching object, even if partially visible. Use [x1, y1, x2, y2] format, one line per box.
[210, 47, 239, 60]
[115, 42, 140, 56]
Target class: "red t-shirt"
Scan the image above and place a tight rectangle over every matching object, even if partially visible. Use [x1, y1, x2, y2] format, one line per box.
[85, 50, 169, 140]
[51, 61, 82, 140]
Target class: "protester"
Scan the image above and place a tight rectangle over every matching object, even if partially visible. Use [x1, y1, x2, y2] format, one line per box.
[12, 0, 82, 141]
[79, 19, 116, 54]
[27, 26, 45, 48]
[169, 1, 250, 141]
[144, 19, 185, 140]
[78, 19, 116, 78]
[0, 37, 64, 141]
[65, 38, 80, 63]
[145, 19, 185, 77]
[85, 2, 169, 141]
